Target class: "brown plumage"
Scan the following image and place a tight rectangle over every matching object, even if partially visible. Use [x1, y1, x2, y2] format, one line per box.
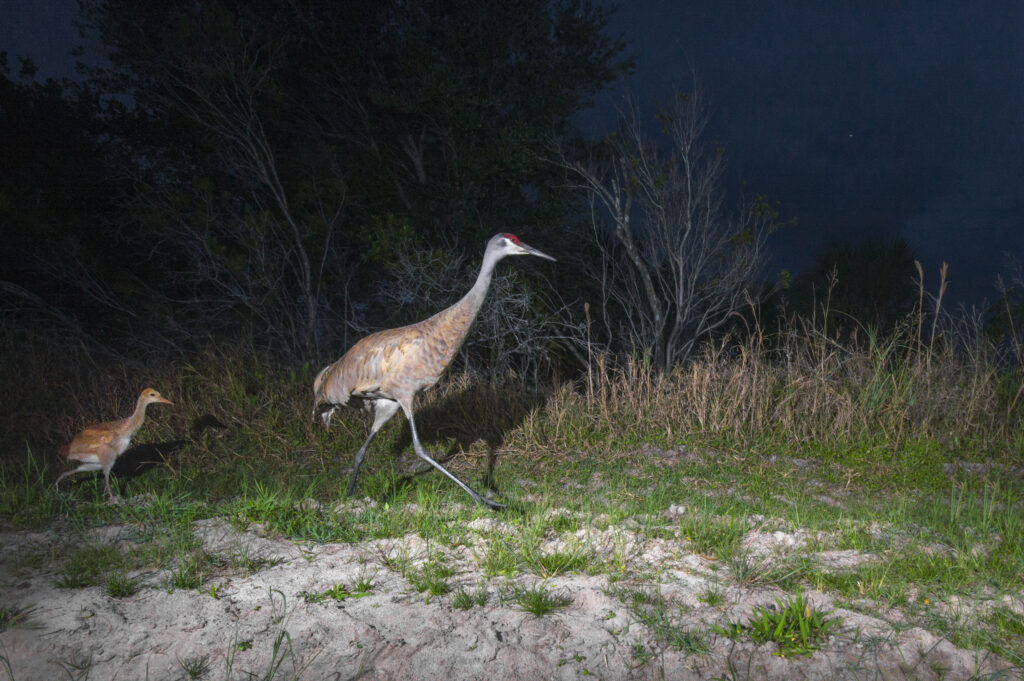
[314, 233, 555, 509]
[56, 388, 173, 501]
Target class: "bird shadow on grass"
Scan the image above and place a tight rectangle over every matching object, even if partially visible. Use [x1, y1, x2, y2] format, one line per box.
[102, 415, 228, 492]
[55, 439, 188, 499]
[109, 439, 187, 482]
[384, 382, 548, 508]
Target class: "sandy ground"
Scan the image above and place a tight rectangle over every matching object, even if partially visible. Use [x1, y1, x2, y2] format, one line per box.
[1, 506, 1020, 681]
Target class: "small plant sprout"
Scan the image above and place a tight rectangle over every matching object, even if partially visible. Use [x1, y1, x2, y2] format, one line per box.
[478, 535, 519, 577]
[177, 653, 211, 680]
[407, 557, 454, 599]
[452, 583, 489, 610]
[302, 577, 375, 605]
[166, 554, 205, 591]
[0, 605, 36, 632]
[352, 569, 376, 594]
[698, 579, 724, 606]
[452, 589, 474, 610]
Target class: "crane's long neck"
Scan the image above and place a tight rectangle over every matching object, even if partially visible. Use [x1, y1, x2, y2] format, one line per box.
[461, 247, 504, 322]
[433, 247, 504, 350]
[124, 396, 150, 435]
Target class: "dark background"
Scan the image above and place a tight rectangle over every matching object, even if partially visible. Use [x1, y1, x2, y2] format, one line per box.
[2, 0, 1021, 320]
[579, 2, 1024, 307]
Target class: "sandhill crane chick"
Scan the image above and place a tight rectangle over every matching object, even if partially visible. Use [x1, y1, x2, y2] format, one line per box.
[56, 388, 173, 501]
[314, 233, 555, 509]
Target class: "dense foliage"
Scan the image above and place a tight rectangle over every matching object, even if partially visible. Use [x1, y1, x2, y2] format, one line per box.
[5, 1, 1020, 377]
[5, 0, 629, 360]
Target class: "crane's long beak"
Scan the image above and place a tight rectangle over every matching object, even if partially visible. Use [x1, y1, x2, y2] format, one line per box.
[520, 242, 556, 262]
[156, 397, 173, 405]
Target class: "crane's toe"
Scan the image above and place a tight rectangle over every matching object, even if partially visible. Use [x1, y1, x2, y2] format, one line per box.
[479, 496, 507, 510]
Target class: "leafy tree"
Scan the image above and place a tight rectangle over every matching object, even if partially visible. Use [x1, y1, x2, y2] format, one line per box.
[77, 0, 629, 358]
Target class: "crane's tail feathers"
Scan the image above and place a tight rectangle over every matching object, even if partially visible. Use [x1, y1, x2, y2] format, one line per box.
[317, 406, 337, 429]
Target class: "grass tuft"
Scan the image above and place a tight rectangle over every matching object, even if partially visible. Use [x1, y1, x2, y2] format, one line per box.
[507, 582, 572, 617]
[715, 593, 840, 657]
[406, 555, 454, 598]
[177, 653, 211, 680]
[56, 544, 124, 589]
[105, 572, 141, 598]
[302, 573, 375, 604]
[526, 546, 598, 578]
[0, 605, 37, 632]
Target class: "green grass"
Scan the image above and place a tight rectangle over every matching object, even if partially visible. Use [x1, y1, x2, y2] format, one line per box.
[666, 628, 711, 656]
[105, 571, 141, 598]
[715, 594, 840, 658]
[166, 553, 207, 591]
[608, 582, 713, 654]
[983, 606, 1024, 665]
[20, 432, 1022, 662]
[406, 555, 455, 598]
[302, 572, 375, 604]
[56, 544, 125, 589]
[0, 452, 64, 525]
[477, 534, 520, 577]
[990, 605, 1024, 639]
[697, 580, 724, 606]
[3, 317, 1024, 665]
[507, 582, 572, 617]
[679, 509, 747, 560]
[524, 544, 598, 578]
[0, 605, 36, 632]
[452, 584, 488, 610]
[176, 653, 211, 680]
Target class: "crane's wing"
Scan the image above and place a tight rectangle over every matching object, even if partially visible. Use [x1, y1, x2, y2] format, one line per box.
[352, 332, 423, 397]
[64, 420, 123, 459]
[315, 327, 424, 405]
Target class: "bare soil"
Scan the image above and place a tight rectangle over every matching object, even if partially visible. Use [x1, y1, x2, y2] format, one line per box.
[1, 505, 1020, 681]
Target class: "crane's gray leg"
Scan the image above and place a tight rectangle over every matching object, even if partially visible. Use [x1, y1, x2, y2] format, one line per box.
[102, 467, 120, 502]
[55, 463, 102, 490]
[400, 402, 505, 510]
[347, 399, 401, 497]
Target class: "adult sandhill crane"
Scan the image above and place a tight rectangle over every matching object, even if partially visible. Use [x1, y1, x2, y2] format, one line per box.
[56, 388, 173, 501]
[314, 233, 556, 509]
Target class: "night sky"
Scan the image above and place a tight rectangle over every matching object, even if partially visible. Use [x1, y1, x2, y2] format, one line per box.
[4, 0, 1023, 306]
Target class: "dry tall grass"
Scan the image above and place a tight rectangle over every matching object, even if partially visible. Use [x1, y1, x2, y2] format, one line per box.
[538, 318, 1017, 451]
[3, 272, 1022, 477]
[527, 268, 1022, 452]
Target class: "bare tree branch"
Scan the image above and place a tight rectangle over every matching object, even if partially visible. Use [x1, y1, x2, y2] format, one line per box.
[557, 88, 774, 371]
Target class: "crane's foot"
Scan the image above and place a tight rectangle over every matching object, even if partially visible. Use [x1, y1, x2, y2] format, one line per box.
[476, 495, 506, 510]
